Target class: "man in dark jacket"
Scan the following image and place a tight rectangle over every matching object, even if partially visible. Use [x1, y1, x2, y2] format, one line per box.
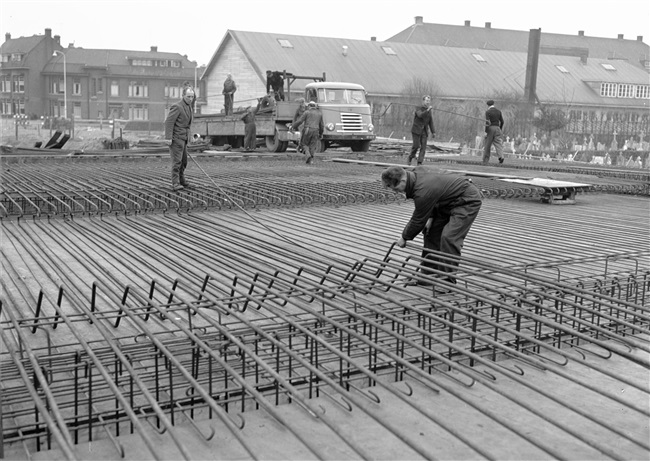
[292, 98, 307, 153]
[483, 99, 505, 165]
[222, 74, 237, 115]
[164, 87, 194, 190]
[266, 70, 285, 101]
[241, 106, 257, 151]
[381, 165, 482, 290]
[408, 95, 435, 166]
[291, 101, 323, 164]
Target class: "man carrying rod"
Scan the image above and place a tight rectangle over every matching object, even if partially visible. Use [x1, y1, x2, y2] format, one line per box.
[382, 165, 482, 292]
[407, 95, 435, 166]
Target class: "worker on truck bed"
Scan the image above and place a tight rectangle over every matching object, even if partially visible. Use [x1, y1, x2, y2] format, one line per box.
[290, 101, 323, 164]
[266, 70, 285, 101]
[222, 73, 237, 115]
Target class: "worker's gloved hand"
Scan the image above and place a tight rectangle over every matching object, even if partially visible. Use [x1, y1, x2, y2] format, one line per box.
[424, 218, 433, 234]
[397, 237, 406, 248]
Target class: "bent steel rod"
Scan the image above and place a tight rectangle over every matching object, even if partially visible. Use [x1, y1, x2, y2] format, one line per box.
[225, 267, 649, 457]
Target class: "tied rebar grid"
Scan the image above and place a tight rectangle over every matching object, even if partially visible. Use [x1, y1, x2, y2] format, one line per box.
[1, 242, 649, 460]
[1, 156, 649, 459]
[2, 156, 643, 218]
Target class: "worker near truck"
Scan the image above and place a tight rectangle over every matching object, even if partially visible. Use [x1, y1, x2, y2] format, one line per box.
[222, 73, 237, 115]
[257, 90, 276, 114]
[164, 87, 195, 191]
[241, 106, 257, 151]
[381, 165, 482, 292]
[266, 70, 285, 101]
[483, 99, 505, 165]
[291, 98, 307, 153]
[290, 101, 323, 164]
[408, 95, 436, 166]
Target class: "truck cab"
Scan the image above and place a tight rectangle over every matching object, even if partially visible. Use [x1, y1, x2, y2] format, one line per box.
[304, 82, 375, 152]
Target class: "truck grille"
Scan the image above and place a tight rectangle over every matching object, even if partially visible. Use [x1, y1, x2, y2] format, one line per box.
[338, 112, 364, 132]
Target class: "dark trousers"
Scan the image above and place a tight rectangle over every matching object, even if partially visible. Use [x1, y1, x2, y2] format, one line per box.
[224, 93, 234, 115]
[244, 122, 256, 150]
[302, 128, 320, 157]
[409, 132, 428, 164]
[483, 126, 504, 163]
[170, 138, 188, 186]
[421, 184, 482, 283]
[273, 87, 285, 101]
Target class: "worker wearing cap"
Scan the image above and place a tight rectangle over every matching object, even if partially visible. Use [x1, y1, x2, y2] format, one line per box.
[382, 165, 482, 290]
[483, 99, 505, 165]
[222, 73, 237, 115]
[291, 101, 323, 164]
[164, 86, 194, 191]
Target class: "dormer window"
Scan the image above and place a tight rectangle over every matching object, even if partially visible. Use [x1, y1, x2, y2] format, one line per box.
[277, 39, 293, 48]
[471, 53, 486, 62]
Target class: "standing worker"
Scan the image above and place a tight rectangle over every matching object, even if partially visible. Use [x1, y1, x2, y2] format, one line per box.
[222, 73, 237, 115]
[408, 95, 435, 166]
[291, 101, 323, 164]
[266, 70, 285, 101]
[291, 98, 307, 153]
[241, 106, 257, 151]
[381, 165, 482, 291]
[164, 87, 195, 191]
[483, 99, 505, 165]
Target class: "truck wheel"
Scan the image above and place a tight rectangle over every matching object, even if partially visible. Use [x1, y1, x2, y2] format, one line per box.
[351, 140, 371, 152]
[317, 140, 327, 153]
[265, 129, 287, 152]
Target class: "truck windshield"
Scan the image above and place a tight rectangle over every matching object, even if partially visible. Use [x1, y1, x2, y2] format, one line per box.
[316, 88, 366, 104]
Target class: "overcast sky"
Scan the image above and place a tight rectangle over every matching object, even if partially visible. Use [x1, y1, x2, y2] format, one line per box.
[1, 0, 649, 66]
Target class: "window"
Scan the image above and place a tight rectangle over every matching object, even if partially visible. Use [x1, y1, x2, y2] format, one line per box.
[12, 74, 24, 93]
[600, 82, 617, 97]
[0, 75, 10, 92]
[128, 104, 149, 120]
[50, 77, 64, 94]
[73, 102, 81, 118]
[111, 80, 119, 97]
[132, 59, 153, 66]
[0, 99, 12, 114]
[1, 55, 9, 63]
[72, 78, 81, 95]
[617, 84, 634, 98]
[635, 85, 650, 99]
[97, 78, 103, 94]
[381, 46, 397, 55]
[555, 65, 569, 73]
[164, 83, 181, 99]
[601, 63, 616, 71]
[128, 81, 148, 98]
[277, 39, 293, 48]
[471, 53, 486, 62]
[11, 53, 23, 62]
[171, 61, 180, 68]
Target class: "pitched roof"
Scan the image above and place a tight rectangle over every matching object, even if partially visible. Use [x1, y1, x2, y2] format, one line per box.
[386, 22, 650, 68]
[42, 48, 195, 77]
[210, 31, 649, 108]
[0, 35, 44, 54]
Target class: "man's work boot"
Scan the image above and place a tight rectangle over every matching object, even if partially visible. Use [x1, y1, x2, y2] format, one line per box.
[498, 157, 504, 164]
[172, 183, 184, 191]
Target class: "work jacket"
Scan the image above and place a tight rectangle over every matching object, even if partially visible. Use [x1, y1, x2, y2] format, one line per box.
[293, 108, 323, 135]
[411, 105, 435, 136]
[402, 167, 477, 240]
[485, 106, 504, 133]
[164, 99, 193, 141]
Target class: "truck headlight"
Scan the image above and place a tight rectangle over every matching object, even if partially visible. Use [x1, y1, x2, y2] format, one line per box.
[368, 123, 374, 132]
[326, 123, 335, 131]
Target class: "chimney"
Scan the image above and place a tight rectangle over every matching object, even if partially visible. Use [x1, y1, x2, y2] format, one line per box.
[485, 22, 492, 29]
[68, 43, 74, 48]
[45, 28, 52, 37]
[54, 35, 60, 44]
[464, 20, 471, 26]
[617, 34, 624, 39]
[342, 45, 348, 57]
[638, 36, 644, 41]
[5, 33, 10, 42]
[150, 46, 158, 52]
[414, 16, 423, 25]
[370, 36, 376, 41]
[578, 30, 584, 36]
